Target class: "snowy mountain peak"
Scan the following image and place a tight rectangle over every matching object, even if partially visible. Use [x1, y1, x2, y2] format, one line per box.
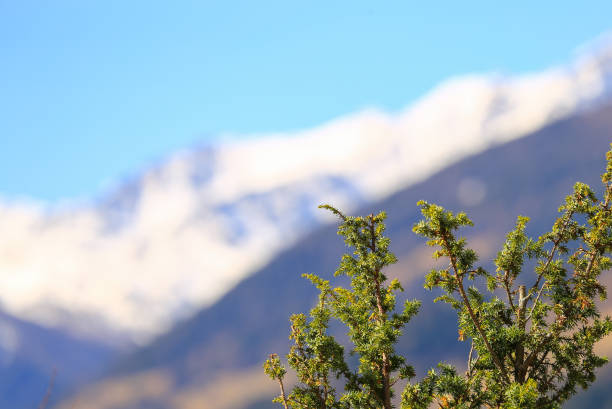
[1, 39, 612, 343]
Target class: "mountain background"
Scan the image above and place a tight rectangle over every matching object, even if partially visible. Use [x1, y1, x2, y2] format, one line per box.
[1, 41, 612, 345]
[2, 5, 612, 407]
[46, 100, 612, 409]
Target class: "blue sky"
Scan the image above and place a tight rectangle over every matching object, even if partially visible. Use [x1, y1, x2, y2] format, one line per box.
[1, 1, 611, 201]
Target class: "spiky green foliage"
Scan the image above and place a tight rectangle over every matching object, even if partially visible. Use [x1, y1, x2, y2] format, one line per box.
[405, 144, 612, 409]
[267, 144, 612, 409]
[264, 207, 420, 409]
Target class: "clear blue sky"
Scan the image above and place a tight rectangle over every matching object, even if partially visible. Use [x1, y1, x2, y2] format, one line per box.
[1, 1, 611, 201]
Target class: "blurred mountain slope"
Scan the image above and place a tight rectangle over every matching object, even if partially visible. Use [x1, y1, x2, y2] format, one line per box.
[55, 101, 612, 409]
[0, 310, 117, 408]
[2, 42, 612, 343]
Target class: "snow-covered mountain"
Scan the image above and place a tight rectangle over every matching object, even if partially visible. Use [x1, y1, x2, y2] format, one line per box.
[1, 39, 612, 343]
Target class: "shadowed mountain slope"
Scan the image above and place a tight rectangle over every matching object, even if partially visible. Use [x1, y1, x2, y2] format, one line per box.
[0, 310, 117, 409]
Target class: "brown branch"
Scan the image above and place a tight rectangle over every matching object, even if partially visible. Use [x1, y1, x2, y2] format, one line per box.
[368, 214, 392, 409]
[457, 278, 510, 383]
[513, 286, 532, 382]
[530, 211, 574, 292]
[467, 339, 475, 379]
[583, 251, 598, 278]
[526, 213, 574, 324]
[526, 348, 550, 382]
[277, 377, 290, 409]
[440, 234, 510, 384]
[502, 273, 516, 312]
[522, 333, 555, 382]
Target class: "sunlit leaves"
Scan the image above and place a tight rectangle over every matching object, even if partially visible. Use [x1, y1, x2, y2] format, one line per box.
[266, 206, 420, 409]
[268, 144, 612, 409]
[405, 143, 612, 408]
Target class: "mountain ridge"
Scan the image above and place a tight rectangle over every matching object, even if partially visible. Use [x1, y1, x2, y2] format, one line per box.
[2, 40, 612, 342]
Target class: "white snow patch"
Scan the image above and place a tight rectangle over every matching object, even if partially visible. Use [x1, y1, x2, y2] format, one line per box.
[1, 38, 612, 342]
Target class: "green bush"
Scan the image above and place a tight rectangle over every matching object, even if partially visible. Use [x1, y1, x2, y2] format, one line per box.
[265, 144, 612, 409]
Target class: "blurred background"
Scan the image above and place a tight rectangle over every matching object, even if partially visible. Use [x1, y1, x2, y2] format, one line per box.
[1, 1, 612, 408]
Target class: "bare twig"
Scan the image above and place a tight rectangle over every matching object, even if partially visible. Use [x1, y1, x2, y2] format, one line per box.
[37, 368, 57, 409]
